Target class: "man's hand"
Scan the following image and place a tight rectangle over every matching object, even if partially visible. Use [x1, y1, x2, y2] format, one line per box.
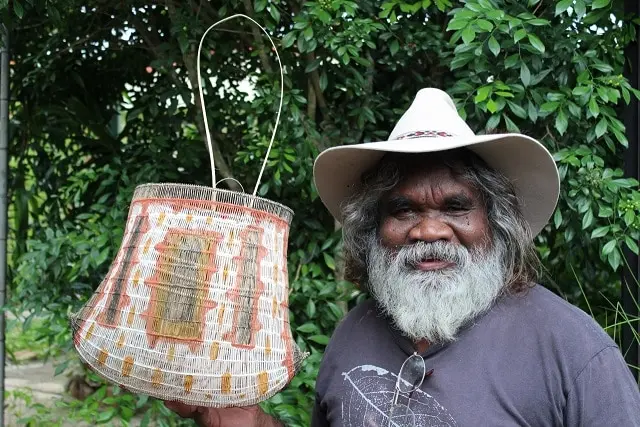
[164, 401, 283, 427]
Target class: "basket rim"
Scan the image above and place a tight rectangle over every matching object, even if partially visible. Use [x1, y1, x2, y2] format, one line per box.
[132, 183, 294, 217]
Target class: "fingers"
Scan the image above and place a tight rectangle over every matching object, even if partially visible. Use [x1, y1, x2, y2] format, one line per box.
[164, 400, 200, 419]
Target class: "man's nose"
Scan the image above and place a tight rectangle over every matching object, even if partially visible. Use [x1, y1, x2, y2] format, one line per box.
[408, 215, 454, 243]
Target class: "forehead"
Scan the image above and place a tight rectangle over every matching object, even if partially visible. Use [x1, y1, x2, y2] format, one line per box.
[387, 152, 480, 197]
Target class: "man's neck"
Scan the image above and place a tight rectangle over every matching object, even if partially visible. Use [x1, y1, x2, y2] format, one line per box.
[414, 338, 430, 353]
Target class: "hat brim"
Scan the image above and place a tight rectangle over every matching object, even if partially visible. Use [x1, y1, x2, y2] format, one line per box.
[313, 133, 560, 238]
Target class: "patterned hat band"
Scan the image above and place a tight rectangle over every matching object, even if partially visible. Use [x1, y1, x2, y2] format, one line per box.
[394, 130, 455, 140]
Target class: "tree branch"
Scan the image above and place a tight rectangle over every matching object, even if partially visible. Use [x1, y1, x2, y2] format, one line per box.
[307, 53, 328, 116]
[165, 1, 241, 191]
[242, 0, 274, 74]
[307, 77, 317, 120]
[351, 51, 375, 145]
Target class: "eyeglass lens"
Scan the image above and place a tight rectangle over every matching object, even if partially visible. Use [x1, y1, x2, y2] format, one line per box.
[397, 353, 426, 394]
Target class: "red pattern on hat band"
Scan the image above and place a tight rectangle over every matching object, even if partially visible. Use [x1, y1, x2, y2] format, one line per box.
[394, 130, 454, 140]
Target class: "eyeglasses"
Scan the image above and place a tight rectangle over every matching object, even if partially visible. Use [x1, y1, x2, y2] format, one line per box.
[388, 352, 434, 427]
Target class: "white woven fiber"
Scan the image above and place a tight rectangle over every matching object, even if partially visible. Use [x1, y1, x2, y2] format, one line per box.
[70, 184, 307, 407]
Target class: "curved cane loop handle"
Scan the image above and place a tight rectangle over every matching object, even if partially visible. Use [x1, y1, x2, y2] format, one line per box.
[216, 177, 245, 193]
[197, 14, 284, 195]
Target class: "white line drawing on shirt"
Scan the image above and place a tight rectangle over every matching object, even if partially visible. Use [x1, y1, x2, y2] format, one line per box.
[342, 365, 458, 427]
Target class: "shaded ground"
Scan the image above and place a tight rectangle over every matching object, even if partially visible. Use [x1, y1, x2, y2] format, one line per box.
[5, 359, 91, 426]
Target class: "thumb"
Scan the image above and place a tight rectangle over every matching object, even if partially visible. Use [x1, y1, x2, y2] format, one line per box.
[164, 400, 200, 419]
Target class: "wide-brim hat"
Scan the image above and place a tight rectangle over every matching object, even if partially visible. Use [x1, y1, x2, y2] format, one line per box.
[313, 88, 560, 237]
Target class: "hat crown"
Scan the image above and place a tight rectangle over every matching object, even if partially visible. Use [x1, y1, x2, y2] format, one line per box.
[388, 88, 475, 141]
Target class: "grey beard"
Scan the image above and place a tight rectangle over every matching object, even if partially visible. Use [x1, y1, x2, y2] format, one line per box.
[366, 237, 507, 344]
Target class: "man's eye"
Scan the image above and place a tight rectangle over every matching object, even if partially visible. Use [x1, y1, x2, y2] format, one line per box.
[445, 202, 471, 213]
[390, 205, 413, 216]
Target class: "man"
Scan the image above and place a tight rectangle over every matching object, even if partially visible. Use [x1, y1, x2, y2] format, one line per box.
[167, 88, 640, 426]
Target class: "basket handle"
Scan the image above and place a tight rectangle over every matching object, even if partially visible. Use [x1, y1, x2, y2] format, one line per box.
[197, 13, 284, 197]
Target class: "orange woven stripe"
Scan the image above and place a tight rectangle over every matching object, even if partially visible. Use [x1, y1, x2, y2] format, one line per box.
[257, 372, 269, 396]
[221, 372, 232, 394]
[151, 368, 163, 388]
[122, 356, 134, 377]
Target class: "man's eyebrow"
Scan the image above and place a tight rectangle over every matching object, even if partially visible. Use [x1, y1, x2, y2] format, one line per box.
[384, 194, 412, 206]
[443, 193, 475, 206]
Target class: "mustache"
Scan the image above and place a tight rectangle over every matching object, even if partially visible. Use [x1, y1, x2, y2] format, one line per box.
[390, 241, 470, 268]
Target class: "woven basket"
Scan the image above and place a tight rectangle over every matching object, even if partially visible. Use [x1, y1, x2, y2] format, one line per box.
[69, 183, 307, 406]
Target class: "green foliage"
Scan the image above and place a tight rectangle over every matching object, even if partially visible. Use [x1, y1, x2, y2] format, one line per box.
[3, 0, 640, 425]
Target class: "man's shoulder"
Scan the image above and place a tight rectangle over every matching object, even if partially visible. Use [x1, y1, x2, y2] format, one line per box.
[494, 283, 617, 355]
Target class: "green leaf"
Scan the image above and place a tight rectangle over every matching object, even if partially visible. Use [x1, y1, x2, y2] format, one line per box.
[486, 10, 504, 20]
[447, 19, 469, 31]
[591, 226, 609, 238]
[508, 101, 527, 119]
[140, 412, 151, 427]
[390, 39, 400, 55]
[503, 114, 520, 132]
[505, 54, 519, 68]
[527, 34, 545, 53]
[488, 36, 500, 56]
[306, 299, 316, 317]
[602, 239, 617, 256]
[305, 57, 322, 73]
[527, 18, 550, 26]
[582, 209, 594, 229]
[96, 408, 116, 423]
[624, 209, 635, 227]
[540, 101, 560, 113]
[527, 101, 538, 122]
[475, 86, 491, 103]
[555, 109, 568, 135]
[625, 236, 639, 255]
[554, 209, 563, 229]
[303, 26, 314, 41]
[556, 0, 572, 15]
[486, 114, 501, 130]
[319, 72, 328, 91]
[608, 247, 622, 270]
[297, 323, 318, 333]
[589, 97, 600, 117]
[599, 205, 614, 217]
[14, 0, 24, 18]
[254, 0, 267, 12]
[476, 19, 494, 32]
[520, 63, 531, 86]
[531, 69, 552, 86]
[178, 33, 189, 54]
[308, 334, 330, 345]
[450, 55, 474, 70]
[486, 98, 498, 113]
[572, 86, 591, 96]
[514, 28, 527, 43]
[592, 63, 613, 73]
[595, 118, 608, 138]
[323, 252, 336, 270]
[314, 8, 332, 24]
[269, 6, 281, 23]
[282, 32, 297, 48]
[592, 0, 610, 9]
[462, 27, 476, 44]
[54, 360, 70, 376]
[574, 0, 586, 16]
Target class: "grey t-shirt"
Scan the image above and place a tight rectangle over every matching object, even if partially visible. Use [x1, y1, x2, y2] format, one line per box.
[311, 285, 640, 426]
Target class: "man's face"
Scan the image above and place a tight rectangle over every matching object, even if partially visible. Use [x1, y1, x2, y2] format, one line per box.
[378, 165, 491, 262]
[364, 158, 506, 344]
